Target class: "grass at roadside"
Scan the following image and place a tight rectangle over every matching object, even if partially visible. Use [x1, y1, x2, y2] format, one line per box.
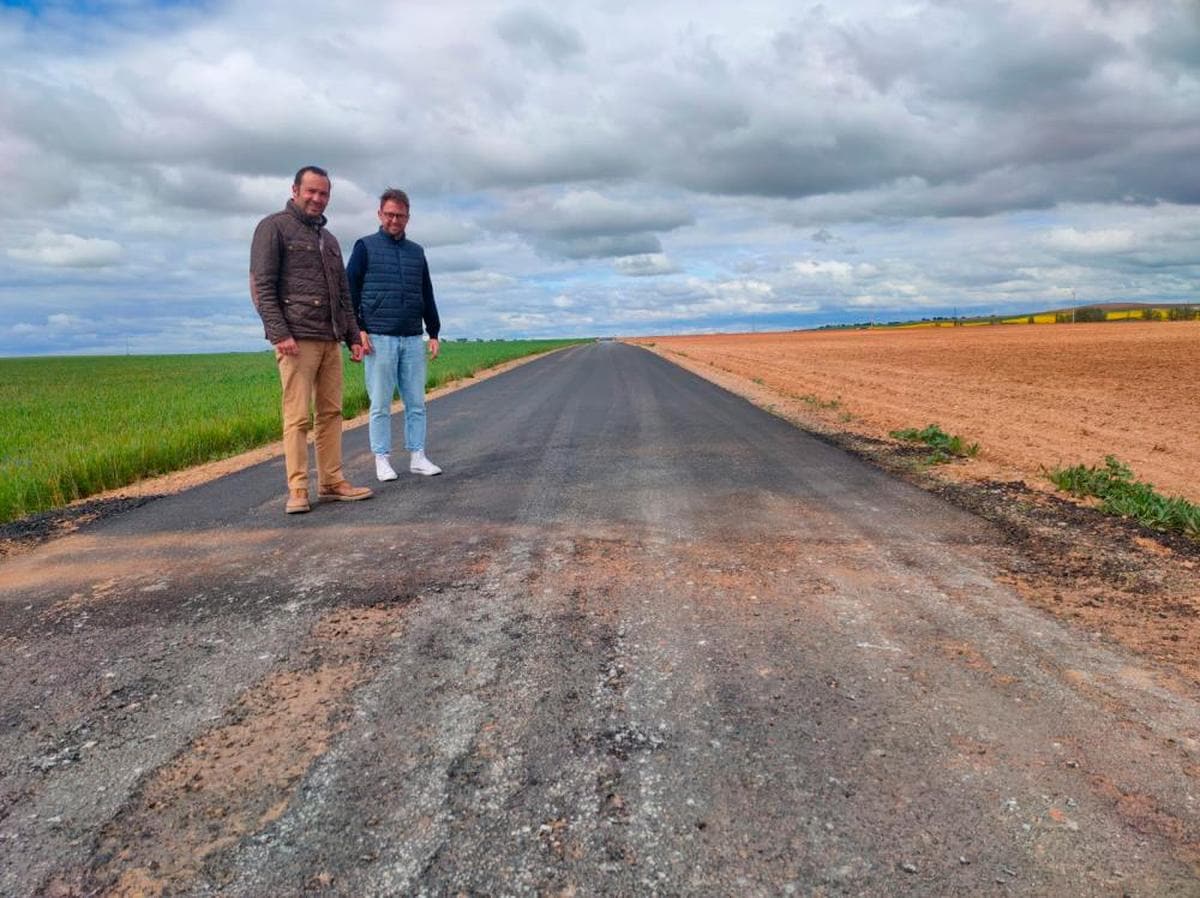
[0, 339, 584, 525]
[890, 424, 980, 465]
[1047, 456, 1200, 539]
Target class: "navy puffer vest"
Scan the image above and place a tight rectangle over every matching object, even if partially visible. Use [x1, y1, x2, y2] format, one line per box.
[357, 231, 429, 336]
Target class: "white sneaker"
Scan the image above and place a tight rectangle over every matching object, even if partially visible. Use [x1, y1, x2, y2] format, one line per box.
[409, 450, 442, 476]
[375, 454, 398, 482]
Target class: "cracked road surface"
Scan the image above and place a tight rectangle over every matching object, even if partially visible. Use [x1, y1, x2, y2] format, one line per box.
[2, 341, 1199, 896]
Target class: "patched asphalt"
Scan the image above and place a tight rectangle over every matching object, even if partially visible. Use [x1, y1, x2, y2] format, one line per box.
[3, 341, 1199, 896]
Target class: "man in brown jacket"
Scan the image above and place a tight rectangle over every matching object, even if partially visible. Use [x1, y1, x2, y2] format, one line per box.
[250, 165, 373, 514]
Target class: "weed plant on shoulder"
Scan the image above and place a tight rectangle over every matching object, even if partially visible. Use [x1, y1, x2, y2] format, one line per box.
[889, 423, 980, 465]
[1047, 456, 1200, 539]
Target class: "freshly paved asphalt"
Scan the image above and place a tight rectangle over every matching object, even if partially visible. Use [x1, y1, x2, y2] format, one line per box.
[2, 341, 1198, 896]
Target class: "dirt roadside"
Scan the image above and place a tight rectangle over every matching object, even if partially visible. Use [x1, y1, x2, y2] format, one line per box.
[631, 329, 1200, 690]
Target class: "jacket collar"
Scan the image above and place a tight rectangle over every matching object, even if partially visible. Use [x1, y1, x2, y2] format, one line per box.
[378, 226, 406, 243]
[286, 199, 327, 229]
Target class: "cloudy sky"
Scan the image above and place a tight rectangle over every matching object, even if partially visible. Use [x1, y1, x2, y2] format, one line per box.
[1, 0, 1197, 355]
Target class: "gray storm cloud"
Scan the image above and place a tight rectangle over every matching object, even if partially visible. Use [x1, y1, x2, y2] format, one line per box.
[0, 0, 1197, 353]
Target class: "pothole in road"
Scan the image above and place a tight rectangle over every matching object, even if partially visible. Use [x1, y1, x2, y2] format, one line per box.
[596, 725, 667, 761]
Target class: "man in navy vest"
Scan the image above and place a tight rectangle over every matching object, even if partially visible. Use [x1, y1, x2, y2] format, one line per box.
[348, 188, 443, 481]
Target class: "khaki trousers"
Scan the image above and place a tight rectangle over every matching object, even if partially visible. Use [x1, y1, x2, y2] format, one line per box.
[276, 340, 347, 492]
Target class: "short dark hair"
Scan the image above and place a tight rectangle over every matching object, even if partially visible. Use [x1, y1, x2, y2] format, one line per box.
[379, 188, 410, 209]
[294, 165, 330, 187]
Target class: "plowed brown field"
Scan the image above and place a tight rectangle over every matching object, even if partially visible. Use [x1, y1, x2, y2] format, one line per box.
[631, 321, 1200, 504]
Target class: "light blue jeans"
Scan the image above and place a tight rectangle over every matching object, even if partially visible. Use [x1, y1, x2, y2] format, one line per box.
[365, 334, 427, 456]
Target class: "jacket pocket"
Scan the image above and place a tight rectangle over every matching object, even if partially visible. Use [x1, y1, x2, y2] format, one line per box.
[282, 296, 330, 333]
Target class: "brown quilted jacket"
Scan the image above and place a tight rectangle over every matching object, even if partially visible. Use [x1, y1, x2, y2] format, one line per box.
[249, 201, 361, 347]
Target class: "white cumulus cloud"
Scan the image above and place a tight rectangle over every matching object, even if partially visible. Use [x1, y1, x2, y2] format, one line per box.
[9, 231, 123, 268]
[1043, 227, 1138, 253]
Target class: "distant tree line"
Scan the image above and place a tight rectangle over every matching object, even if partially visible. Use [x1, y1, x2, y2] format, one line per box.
[817, 303, 1200, 330]
[1054, 306, 1200, 323]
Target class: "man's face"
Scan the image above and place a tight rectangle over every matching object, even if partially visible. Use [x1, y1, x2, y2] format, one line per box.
[292, 172, 331, 218]
[378, 200, 409, 237]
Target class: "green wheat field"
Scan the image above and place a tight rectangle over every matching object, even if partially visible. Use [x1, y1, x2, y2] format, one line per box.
[0, 339, 585, 526]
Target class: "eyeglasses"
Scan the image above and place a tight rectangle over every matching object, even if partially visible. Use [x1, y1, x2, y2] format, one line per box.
[380, 212, 409, 220]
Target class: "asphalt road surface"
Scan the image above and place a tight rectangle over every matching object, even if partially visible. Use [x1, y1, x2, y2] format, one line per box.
[3, 341, 1199, 897]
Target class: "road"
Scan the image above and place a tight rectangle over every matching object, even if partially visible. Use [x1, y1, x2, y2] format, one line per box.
[2, 341, 1198, 896]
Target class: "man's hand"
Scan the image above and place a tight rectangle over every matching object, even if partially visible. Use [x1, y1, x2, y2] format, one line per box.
[428, 337, 440, 360]
[274, 337, 299, 356]
[360, 331, 374, 355]
[350, 342, 366, 363]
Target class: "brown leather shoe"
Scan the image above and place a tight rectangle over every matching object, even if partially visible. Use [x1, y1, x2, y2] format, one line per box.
[285, 489, 311, 514]
[317, 481, 373, 502]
